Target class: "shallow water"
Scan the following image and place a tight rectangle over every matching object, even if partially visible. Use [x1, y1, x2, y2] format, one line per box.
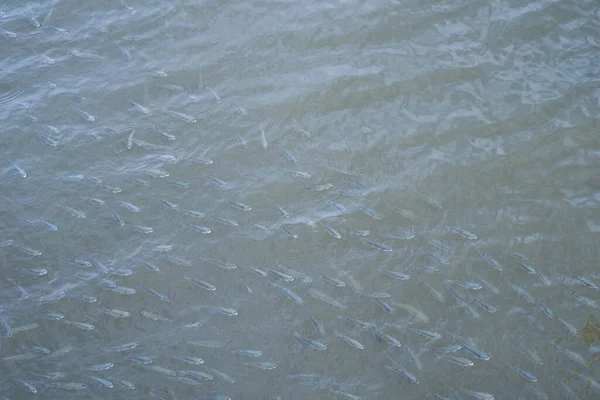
[1, 0, 600, 399]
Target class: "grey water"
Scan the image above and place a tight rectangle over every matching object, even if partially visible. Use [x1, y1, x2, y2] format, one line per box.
[1, 0, 599, 399]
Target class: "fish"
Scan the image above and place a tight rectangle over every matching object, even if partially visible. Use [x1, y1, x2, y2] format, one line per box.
[182, 209, 206, 218]
[26, 218, 58, 231]
[572, 274, 598, 289]
[10, 160, 27, 178]
[118, 200, 140, 212]
[28, 16, 41, 28]
[477, 251, 503, 271]
[286, 169, 311, 178]
[281, 225, 298, 238]
[447, 226, 477, 240]
[165, 255, 192, 266]
[282, 148, 298, 164]
[90, 258, 110, 273]
[82, 362, 114, 371]
[438, 354, 474, 367]
[168, 110, 196, 123]
[376, 299, 396, 314]
[125, 355, 152, 364]
[322, 223, 342, 239]
[183, 370, 213, 380]
[469, 296, 497, 313]
[344, 228, 370, 237]
[173, 355, 204, 365]
[246, 266, 269, 278]
[32, 371, 61, 379]
[110, 286, 136, 295]
[463, 390, 494, 400]
[85, 196, 106, 205]
[13, 244, 42, 256]
[16, 379, 37, 393]
[101, 308, 131, 318]
[386, 232, 415, 240]
[128, 99, 149, 114]
[108, 209, 124, 225]
[270, 282, 304, 305]
[88, 376, 113, 388]
[504, 250, 528, 260]
[394, 302, 429, 322]
[233, 350, 263, 357]
[66, 258, 92, 267]
[146, 365, 177, 377]
[110, 377, 135, 389]
[421, 248, 448, 264]
[323, 276, 345, 287]
[155, 83, 184, 91]
[158, 130, 177, 141]
[64, 320, 95, 331]
[273, 203, 290, 217]
[145, 168, 169, 177]
[337, 315, 374, 329]
[159, 199, 179, 210]
[203, 174, 229, 188]
[21, 344, 50, 354]
[293, 332, 327, 350]
[204, 367, 235, 383]
[389, 363, 419, 384]
[185, 224, 211, 234]
[105, 341, 140, 352]
[310, 316, 326, 335]
[419, 193, 442, 209]
[136, 259, 159, 272]
[228, 201, 251, 211]
[259, 124, 268, 148]
[556, 317, 580, 337]
[185, 276, 216, 291]
[6, 277, 27, 298]
[365, 239, 393, 252]
[379, 270, 410, 280]
[52, 382, 87, 391]
[205, 259, 237, 270]
[358, 205, 383, 219]
[329, 390, 363, 400]
[508, 282, 535, 304]
[39, 312, 64, 320]
[554, 344, 588, 367]
[245, 362, 277, 370]
[207, 87, 221, 102]
[445, 280, 482, 290]
[430, 345, 462, 354]
[46, 345, 75, 358]
[11, 323, 38, 334]
[74, 108, 95, 122]
[335, 331, 364, 349]
[210, 216, 238, 226]
[141, 311, 170, 321]
[512, 366, 537, 382]
[180, 337, 221, 350]
[410, 328, 442, 340]
[326, 200, 348, 213]
[516, 261, 538, 275]
[99, 278, 117, 288]
[308, 288, 346, 309]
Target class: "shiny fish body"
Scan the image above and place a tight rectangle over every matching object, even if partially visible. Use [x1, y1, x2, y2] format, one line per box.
[508, 282, 535, 304]
[105, 341, 140, 352]
[419, 193, 442, 209]
[464, 390, 494, 400]
[513, 367, 537, 382]
[337, 316, 374, 329]
[245, 361, 277, 370]
[173, 355, 204, 365]
[505, 250, 528, 260]
[310, 316, 326, 335]
[335, 331, 364, 349]
[281, 225, 298, 238]
[365, 239, 393, 252]
[210, 306, 238, 316]
[478, 251, 503, 271]
[182, 209, 206, 218]
[308, 288, 346, 309]
[203, 174, 228, 188]
[15, 244, 42, 256]
[438, 354, 474, 367]
[126, 355, 153, 364]
[323, 276, 345, 287]
[136, 258, 160, 272]
[516, 261, 538, 275]
[375, 330, 402, 347]
[165, 255, 192, 266]
[118, 200, 140, 212]
[101, 309, 130, 318]
[271, 282, 304, 305]
[159, 200, 179, 210]
[184, 370, 213, 380]
[88, 376, 113, 388]
[204, 367, 235, 383]
[82, 362, 113, 371]
[445, 280, 482, 290]
[185, 223, 211, 234]
[330, 389, 363, 400]
[379, 270, 410, 280]
[233, 349, 263, 357]
[293, 332, 327, 351]
[111, 377, 135, 389]
[358, 205, 383, 219]
[111, 286, 136, 295]
[211, 216, 238, 226]
[447, 226, 477, 240]
[322, 223, 342, 239]
[345, 228, 370, 236]
[65, 320, 95, 331]
[326, 200, 348, 213]
[185, 276, 216, 291]
[16, 379, 37, 393]
[22, 344, 50, 354]
[572, 274, 598, 289]
[188, 340, 225, 348]
[390, 364, 418, 384]
[141, 311, 170, 321]
[168, 110, 196, 123]
[128, 99, 149, 114]
[74, 108, 95, 122]
[52, 382, 87, 391]
[228, 201, 251, 211]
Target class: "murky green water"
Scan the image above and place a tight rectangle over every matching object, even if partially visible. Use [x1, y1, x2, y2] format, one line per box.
[1, 0, 600, 398]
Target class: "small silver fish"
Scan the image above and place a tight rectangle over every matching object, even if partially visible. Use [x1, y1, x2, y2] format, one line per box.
[447, 226, 477, 240]
[260, 124, 267, 148]
[365, 239, 392, 252]
[293, 332, 327, 350]
[335, 331, 364, 349]
[168, 110, 196, 123]
[245, 361, 277, 370]
[128, 99, 149, 114]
